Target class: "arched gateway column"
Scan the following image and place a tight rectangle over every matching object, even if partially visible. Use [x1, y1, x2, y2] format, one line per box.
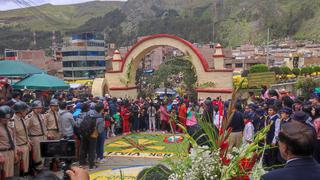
[99, 34, 233, 99]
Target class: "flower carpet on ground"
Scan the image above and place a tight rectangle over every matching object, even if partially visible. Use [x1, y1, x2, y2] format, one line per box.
[90, 165, 151, 180]
[104, 133, 189, 158]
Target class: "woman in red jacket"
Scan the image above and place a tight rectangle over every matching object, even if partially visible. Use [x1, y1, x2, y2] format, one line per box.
[121, 104, 131, 135]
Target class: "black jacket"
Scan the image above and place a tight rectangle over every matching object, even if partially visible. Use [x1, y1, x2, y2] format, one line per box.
[228, 110, 244, 132]
[262, 157, 320, 180]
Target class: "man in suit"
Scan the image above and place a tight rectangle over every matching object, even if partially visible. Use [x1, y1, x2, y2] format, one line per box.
[262, 121, 320, 180]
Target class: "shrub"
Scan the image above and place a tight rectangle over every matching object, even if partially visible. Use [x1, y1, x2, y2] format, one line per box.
[249, 64, 269, 73]
[314, 66, 320, 75]
[269, 67, 282, 75]
[301, 66, 314, 76]
[292, 68, 301, 77]
[280, 66, 292, 74]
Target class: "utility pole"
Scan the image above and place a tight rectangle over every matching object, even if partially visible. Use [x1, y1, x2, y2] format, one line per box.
[72, 62, 75, 83]
[212, 0, 216, 43]
[52, 31, 57, 60]
[33, 32, 37, 46]
[266, 28, 270, 67]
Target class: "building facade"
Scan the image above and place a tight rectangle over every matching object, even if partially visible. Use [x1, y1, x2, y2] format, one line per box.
[4, 49, 62, 77]
[62, 33, 106, 81]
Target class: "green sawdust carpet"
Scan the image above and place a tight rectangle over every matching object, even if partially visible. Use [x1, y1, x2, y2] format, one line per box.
[104, 133, 189, 158]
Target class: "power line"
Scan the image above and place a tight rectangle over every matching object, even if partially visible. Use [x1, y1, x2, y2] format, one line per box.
[12, 0, 64, 26]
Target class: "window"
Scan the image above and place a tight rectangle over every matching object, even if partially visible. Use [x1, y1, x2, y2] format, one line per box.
[62, 60, 106, 67]
[5, 51, 17, 57]
[235, 63, 243, 68]
[64, 70, 105, 78]
[62, 51, 105, 57]
[225, 64, 232, 68]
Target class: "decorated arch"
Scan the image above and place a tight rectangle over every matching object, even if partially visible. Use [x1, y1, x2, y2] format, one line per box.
[95, 34, 233, 99]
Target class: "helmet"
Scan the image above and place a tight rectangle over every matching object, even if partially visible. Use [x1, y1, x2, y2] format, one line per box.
[50, 99, 59, 106]
[13, 102, 29, 113]
[31, 100, 43, 109]
[0, 105, 12, 119]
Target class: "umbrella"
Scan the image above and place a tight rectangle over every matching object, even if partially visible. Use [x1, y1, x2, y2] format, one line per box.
[69, 83, 83, 89]
[0, 60, 44, 77]
[13, 73, 69, 90]
[155, 88, 177, 95]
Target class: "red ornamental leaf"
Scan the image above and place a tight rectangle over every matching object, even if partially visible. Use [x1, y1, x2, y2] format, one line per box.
[221, 156, 231, 165]
[239, 158, 254, 171]
[220, 140, 229, 151]
[235, 175, 250, 180]
[219, 127, 224, 135]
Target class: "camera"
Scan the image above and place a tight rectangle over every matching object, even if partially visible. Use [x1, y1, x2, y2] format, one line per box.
[40, 140, 76, 180]
[40, 139, 76, 158]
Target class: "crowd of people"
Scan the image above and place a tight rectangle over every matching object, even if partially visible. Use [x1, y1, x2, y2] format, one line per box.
[0, 86, 320, 179]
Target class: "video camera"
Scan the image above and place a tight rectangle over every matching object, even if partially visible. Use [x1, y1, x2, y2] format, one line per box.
[40, 139, 76, 158]
[40, 140, 76, 180]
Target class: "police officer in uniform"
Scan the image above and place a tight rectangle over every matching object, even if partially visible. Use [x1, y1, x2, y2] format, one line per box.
[44, 99, 61, 140]
[26, 100, 47, 171]
[0, 105, 17, 178]
[12, 102, 30, 176]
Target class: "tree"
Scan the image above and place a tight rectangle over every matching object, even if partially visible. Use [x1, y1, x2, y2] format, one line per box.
[296, 77, 319, 99]
[147, 57, 197, 95]
[249, 64, 269, 73]
[292, 68, 301, 77]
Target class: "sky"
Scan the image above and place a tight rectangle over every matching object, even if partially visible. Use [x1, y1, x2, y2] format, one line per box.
[0, 0, 126, 11]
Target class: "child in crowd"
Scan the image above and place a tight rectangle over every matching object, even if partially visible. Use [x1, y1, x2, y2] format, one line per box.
[169, 107, 177, 133]
[186, 105, 197, 134]
[113, 112, 122, 135]
[242, 115, 254, 145]
[104, 110, 111, 138]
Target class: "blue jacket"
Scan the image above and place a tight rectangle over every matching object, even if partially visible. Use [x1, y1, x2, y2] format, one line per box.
[262, 157, 320, 180]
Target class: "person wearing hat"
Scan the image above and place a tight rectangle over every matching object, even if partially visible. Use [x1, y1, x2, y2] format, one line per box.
[0, 105, 17, 178]
[279, 107, 292, 128]
[44, 99, 61, 141]
[262, 121, 320, 180]
[310, 94, 320, 107]
[59, 101, 76, 140]
[312, 105, 320, 163]
[12, 102, 30, 176]
[293, 98, 303, 112]
[264, 105, 281, 167]
[26, 100, 47, 171]
[290, 111, 314, 128]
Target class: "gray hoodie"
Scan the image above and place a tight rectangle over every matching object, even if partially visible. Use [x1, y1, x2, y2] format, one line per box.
[88, 110, 105, 134]
[59, 110, 75, 137]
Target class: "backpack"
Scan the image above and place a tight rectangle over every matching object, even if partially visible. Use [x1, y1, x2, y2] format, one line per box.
[79, 114, 97, 138]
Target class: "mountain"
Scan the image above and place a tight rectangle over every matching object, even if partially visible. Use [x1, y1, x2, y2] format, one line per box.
[1, 0, 320, 55]
[0, 1, 124, 31]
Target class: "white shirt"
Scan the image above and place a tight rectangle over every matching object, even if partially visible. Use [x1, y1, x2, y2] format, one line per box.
[213, 111, 223, 129]
[243, 121, 254, 144]
[272, 115, 281, 145]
